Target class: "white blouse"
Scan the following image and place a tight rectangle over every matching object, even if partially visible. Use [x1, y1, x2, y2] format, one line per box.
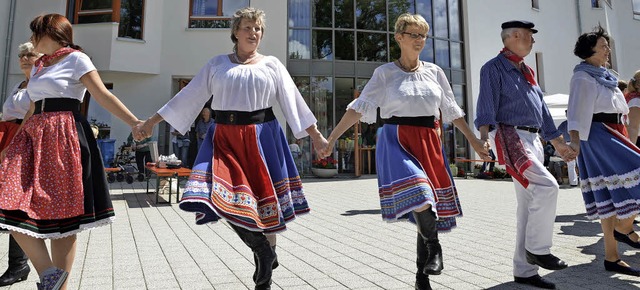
[3, 82, 31, 121]
[347, 62, 464, 124]
[27, 51, 96, 102]
[158, 55, 317, 139]
[567, 71, 628, 141]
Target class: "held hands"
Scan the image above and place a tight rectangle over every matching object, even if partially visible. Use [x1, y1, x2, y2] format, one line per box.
[132, 119, 155, 141]
[311, 134, 329, 158]
[555, 142, 578, 162]
[318, 136, 335, 159]
[470, 137, 492, 161]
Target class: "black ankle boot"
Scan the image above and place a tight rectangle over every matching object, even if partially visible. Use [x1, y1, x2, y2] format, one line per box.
[253, 246, 279, 283]
[413, 210, 443, 275]
[230, 224, 276, 285]
[415, 234, 432, 290]
[0, 236, 30, 286]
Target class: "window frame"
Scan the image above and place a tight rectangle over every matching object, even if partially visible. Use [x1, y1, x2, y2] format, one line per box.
[67, 0, 146, 40]
[188, 0, 245, 27]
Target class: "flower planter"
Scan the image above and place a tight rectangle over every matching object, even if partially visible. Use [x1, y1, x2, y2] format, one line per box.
[311, 168, 338, 178]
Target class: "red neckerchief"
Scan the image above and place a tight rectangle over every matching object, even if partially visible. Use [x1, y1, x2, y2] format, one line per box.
[625, 91, 640, 104]
[500, 47, 537, 86]
[34, 47, 78, 75]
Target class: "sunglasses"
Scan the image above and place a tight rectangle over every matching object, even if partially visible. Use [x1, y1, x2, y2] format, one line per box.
[402, 32, 427, 40]
[18, 52, 38, 59]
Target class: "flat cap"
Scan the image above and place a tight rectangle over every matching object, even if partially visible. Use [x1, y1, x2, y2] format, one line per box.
[501, 20, 538, 33]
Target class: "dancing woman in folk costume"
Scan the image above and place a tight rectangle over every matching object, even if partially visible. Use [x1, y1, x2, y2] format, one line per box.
[137, 7, 327, 290]
[319, 13, 489, 290]
[0, 14, 142, 290]
[568, 26, 640, 277]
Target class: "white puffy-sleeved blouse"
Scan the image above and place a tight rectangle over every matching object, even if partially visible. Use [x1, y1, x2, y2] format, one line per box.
[347, 62, 464, 124]
[567, 71, 628, 141]
[27, 52, 96, 102]
[158, 55, 317, 139]
[3, 82, 31, 120]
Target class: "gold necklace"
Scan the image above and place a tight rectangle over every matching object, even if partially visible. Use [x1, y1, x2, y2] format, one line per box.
[397, 59, 420, 72]
[233, 52, 260, 64]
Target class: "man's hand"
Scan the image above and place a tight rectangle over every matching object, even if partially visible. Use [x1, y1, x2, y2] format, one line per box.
[554, 142, 577, 162]
[469, 137, 492, 161]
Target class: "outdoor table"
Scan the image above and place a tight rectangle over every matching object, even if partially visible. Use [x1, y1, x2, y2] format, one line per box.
[145, 164, 191, 204]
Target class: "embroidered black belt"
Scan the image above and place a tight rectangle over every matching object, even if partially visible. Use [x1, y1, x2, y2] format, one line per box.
[592, 113, 623, 124]
[34, 98, 80, 114]
[214, 107, 275, 125]
[514, 126, 540, 133]
[382, 116, 435, 128]
[7, 119, 23, 124]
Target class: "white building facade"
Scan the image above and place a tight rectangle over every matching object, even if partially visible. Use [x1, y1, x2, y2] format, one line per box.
[1, 0, 639, 174]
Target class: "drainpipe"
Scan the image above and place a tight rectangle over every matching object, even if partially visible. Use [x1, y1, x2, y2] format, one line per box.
[575, 0, 582, 35]
[1, 0, 17, 105]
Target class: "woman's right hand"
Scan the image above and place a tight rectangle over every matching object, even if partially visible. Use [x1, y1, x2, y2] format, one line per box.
[318, 136, 336, 158]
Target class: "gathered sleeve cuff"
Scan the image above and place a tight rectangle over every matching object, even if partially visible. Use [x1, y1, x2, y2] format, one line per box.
[567, 73, 597, 141]
[158, 58, 216, 135]
[272, 57, 317, 139]
[347, 98, 378, 124]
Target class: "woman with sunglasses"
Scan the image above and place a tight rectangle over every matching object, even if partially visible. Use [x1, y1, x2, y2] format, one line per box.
[319, 13, 489, 290]
[0, 41, 41, 287]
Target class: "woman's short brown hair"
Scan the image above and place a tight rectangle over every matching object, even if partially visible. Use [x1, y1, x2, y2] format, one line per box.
[230, 7, 266, 52]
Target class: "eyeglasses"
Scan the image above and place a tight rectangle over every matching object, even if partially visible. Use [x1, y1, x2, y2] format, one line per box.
[18, 52, 38, 59]
[402, 32, 427, 40]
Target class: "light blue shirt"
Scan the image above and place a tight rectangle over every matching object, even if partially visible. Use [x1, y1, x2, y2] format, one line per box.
[475, 54, 561, 141]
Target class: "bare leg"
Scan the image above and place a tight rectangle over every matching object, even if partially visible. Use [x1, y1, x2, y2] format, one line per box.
[602, 216, 621, 263]
[51, 235, 77, 290]
[10, 232, 51, 275]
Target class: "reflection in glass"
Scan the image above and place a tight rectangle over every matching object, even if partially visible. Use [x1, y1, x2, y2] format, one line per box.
[313, 30, 333, 60]
[310, 76, 334, 138]
[357, 32, 387, 62]
[389, 34, 400, 60]
[435, 39, 450, 68]
[450, 42, 462, 69]
[433, 0, 448, 38]
[452, 84, 465, 109]
[335, 0, 354, 28]
[81, 0, 112, 10]
[335, 77, 355, 173]
[356, 0, 386, 31]
[221, 0, 248, 17]
[289, 29, 311, 59]
[313, 0, 332, 27]
[191, 0, 217, 16]
[448, 0, 461, 40]
[289, 0, 310, 28]
[420, 37, 434, 63]
[335, 31, 355, 60]
[290, 76, 312, 174]
[388, 0, 415, 30]
[416, 0, 433, 31]
[118, 0, 144, 39]
[78, 14, 112, 24]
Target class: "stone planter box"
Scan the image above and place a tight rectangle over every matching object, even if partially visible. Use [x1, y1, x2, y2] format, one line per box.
[311, 168, 338, 178]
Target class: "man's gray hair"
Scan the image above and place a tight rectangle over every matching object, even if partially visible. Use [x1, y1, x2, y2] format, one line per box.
[501, 28, 519, 42]
[18, 41, 35, 54]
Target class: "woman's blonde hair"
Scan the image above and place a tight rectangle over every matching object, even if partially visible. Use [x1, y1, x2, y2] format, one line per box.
[394, 13, 429, 35]
[230, 7, 266, 52]
[629, 70, 640, 93]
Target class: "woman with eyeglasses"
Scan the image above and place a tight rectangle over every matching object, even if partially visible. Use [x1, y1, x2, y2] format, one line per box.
[137, 7, 327, 290]
[0, 41, 41, 287]
[319, 13, 489, 290]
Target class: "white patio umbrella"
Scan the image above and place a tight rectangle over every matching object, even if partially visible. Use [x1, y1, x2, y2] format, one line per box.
[543, 93, 569, 127]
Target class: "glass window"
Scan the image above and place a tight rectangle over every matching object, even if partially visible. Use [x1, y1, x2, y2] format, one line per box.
[81, 0, 112, 10]
[310, 76, 333, 138]
[118, 0, 144, 39]
[591, 0, 600, 8]
[357, 32, 387, 62]
[416, 0, 433, 33]
[289, 76, 312, 174]
[313, 0, 332, 28]
[388, 0, 415, 30]
[531, 0, 539, 9]
[289, 29, 311, 59]
[189, 0, 249, 28]
[73, 0, 114, 24]
[313, 30, 333, 60]
[356, 0, 386, 31]
[420, 37, 434, 63]
[452, 84, 464, 109]
[389, 33, 400, 60]
[448, 0, 460, 40]
[434, 39, 449, 68]
[450, 42, 462, 69]
[433, 0, 448, 38]
[634, 0, 640, 20]
[335, 0, 354, 29]
[335, 31, 355, 60]
[289, 0, 310, 28]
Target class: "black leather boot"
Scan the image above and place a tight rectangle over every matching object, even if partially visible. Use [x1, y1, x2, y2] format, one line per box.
[415, 234, 432, 290]
[0, 236, 30, 286]
[413, 210, 443, 275]
[230, 224, 276, 285]
[253, 246, 279, 283]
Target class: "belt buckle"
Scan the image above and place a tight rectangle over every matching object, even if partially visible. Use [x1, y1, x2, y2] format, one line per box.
[40, 99, 45, 112]
[229, 113, 235, 124]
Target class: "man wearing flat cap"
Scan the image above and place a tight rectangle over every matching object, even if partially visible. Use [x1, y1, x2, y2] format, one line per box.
[474, 21, 576, 289]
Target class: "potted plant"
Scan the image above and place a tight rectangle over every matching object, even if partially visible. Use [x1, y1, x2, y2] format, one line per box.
[311, 157, 338, 178]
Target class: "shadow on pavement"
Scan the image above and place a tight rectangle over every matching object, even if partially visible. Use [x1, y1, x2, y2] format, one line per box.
[341, 209, 381, 216]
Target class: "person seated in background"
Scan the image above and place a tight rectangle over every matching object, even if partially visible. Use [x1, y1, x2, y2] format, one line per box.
[127, 133, 153, 178]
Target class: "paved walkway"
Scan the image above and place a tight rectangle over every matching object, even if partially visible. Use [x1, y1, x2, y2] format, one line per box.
[1, 176, 640, 289]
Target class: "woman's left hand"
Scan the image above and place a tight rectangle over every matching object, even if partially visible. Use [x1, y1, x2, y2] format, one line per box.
[312, 134, 329, 158]
[470, 137, 491, 161]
